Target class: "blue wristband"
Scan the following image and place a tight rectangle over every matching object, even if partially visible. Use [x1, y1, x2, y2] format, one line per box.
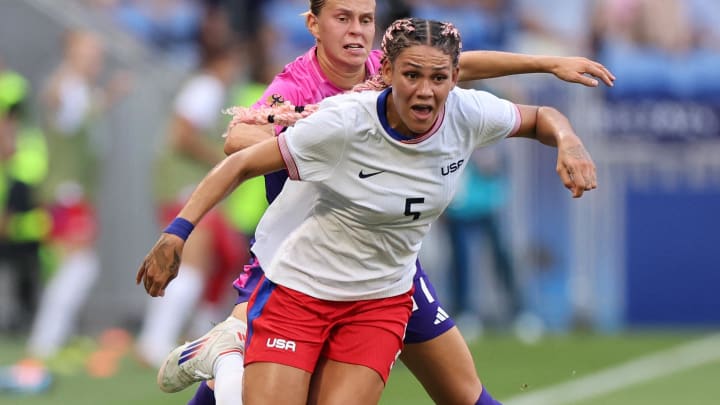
[163, 217, 195, 241]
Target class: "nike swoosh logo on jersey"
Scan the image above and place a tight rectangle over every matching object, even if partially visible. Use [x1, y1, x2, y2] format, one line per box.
[358, 169, 386, 179]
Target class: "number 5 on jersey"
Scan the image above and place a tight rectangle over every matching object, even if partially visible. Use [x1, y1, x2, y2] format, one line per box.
[404, 198, 425, 221]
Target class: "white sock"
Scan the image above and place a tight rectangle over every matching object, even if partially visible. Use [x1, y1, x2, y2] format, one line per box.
[27, 249, 100, 359]
[213, 353, 245, 405]
[136, 264, 205, 367]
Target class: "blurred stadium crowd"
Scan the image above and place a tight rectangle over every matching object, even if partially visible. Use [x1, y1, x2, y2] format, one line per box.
[1, 0, 719, 394]
[82, 0, 720, 100]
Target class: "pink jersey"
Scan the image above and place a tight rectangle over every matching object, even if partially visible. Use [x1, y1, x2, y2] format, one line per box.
[253, 46, 384, 204]
[253, 46, 384, 128]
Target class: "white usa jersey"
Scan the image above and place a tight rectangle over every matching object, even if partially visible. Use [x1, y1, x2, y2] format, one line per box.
[252, 87, 521, 301]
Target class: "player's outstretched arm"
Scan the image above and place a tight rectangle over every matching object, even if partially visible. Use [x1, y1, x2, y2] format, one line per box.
[136, 137, 285, 297]
[223, 122, 274, 155]
[458, 51, 615, 87]
[511, 105, 597, 198]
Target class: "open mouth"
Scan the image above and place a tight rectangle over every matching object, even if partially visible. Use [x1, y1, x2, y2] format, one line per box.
[343, 44, 364, 50]
[411, 105, 433, 116]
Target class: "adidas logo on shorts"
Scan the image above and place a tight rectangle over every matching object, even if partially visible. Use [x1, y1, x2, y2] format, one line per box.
[433, 307, 449, 325]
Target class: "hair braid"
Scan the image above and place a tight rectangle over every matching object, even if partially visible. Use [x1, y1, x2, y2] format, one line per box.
[223, 101, 319, 133]
[380, 18, 462, 67]
[224, 73, 391, 131]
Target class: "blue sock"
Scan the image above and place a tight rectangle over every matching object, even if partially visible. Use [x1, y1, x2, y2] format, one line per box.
[187, 381, 216, 405]
[476, 387, 502, 405]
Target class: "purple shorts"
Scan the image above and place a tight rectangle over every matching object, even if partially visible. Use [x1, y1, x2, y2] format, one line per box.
[232, 257, 264, 303]
[233, 259, 455, 344]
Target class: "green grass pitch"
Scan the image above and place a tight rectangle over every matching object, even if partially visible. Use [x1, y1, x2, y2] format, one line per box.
[0, 331, 718, 404]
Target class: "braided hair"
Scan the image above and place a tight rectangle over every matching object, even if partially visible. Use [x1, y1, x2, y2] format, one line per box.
[381, 18, 462, 67]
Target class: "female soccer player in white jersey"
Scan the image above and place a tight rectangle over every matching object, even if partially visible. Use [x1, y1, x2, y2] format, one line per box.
[138, 17, 597, 405]
[153, 1, 612, 404]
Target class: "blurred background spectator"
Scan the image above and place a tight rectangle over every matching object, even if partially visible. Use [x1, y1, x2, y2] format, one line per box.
[591, 0, 720, 101]
[85, 0, 204, 70]
[27, 28, 129, 362]
[513, 0, 593, 56]
[0, 68, 49, 337]
[444, 147, 523, 340]
[258, 0, 316, 72]
[410, 0, 518, 52]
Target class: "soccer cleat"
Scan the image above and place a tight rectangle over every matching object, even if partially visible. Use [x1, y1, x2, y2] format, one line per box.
[157, 316, 246, 393]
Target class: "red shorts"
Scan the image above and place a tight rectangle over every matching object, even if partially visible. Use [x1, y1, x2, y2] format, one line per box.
[245, 277, 413, 383]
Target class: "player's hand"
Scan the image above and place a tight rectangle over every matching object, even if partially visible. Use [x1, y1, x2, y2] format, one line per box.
[548, 56, 615, 87]
[556, 140, 597, 198]
[136, 233, 184, 297]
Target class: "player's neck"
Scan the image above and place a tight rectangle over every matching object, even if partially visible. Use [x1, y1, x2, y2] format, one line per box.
[315, 48, 366, 91]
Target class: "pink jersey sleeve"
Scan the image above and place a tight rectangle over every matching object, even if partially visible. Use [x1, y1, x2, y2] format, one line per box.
[249, 47, 385, 136]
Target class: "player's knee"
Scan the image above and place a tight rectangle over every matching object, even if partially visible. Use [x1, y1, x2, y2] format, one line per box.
[426, 374, 482, 405]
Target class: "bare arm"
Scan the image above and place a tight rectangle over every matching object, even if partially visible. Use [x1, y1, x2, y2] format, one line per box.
[169, 115, 226, 167]
[137, 137, 285, 297]
[223, 122, 275, 155]
[458, 51, 615, 87]
[511, 105, 597, 198]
